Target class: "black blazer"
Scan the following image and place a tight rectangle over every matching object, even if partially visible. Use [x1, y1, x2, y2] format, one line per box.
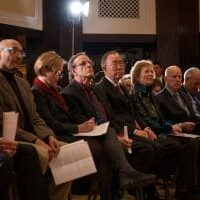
[61, 80, 122, 133]
[31, 85, 81, 142]
[96, 77, 148, 134]
[156, 87, 197, 124]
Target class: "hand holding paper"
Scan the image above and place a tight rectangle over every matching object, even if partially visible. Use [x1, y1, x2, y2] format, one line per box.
[3, 112, 18, 141]
[124, 126, 132, 154]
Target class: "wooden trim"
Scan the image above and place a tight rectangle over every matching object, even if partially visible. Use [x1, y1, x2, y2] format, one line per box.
[83, 34, 157, 44]
[0, 23, 43, 39]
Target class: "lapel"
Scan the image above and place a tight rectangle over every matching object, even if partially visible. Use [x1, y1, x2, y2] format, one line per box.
[103, 77, 130, 105]
[0, 72, 24, 115]
[162, 88, 183, 110]
[179, 87, 198, 117]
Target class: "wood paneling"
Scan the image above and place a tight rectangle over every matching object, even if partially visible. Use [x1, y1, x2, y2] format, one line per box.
[156, 0, 199, 69]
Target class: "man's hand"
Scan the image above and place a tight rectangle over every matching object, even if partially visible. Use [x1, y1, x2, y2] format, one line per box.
[172, 124, 183, 135]
[181, 122, 195, 133]
[118, 136, 133, 150]
[35, 138, 54, 161]
[78, 118, 95, 133]
[48, 136, 60, 157]
[0, 138, 17, 157]
[134, 129, 149, 139]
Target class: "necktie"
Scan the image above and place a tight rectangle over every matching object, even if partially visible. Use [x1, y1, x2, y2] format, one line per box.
[85, 87, 108, 124]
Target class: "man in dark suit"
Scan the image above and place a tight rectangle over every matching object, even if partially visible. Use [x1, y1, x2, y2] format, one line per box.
[97, 51, 181, 180]
[156, 66, 198, 132]
[61, 52, 157, 199]
[182, 67, 200, 120]
[156, 65, 200, 199]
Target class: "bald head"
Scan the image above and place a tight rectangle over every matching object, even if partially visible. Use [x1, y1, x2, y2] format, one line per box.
[164, 65, 182, 92]
[0, 39, 23, 72]
[0, 39, 21, 48]
[184, 67, 200, 94]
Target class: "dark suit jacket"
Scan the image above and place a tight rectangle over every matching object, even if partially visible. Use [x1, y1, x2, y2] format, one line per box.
[61, 80, 122, 133]
[156, 87, 197, 124]
[32, 85, 81, 142]
[96, 77, 148, 134]
[0, 72, 55, 142]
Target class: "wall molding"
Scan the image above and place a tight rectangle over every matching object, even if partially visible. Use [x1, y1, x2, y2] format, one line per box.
[0, 0, 43, 30]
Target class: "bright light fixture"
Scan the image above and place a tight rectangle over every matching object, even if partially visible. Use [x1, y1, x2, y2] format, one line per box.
[82, 1, 89, 17]
[68, 1, 90, 18]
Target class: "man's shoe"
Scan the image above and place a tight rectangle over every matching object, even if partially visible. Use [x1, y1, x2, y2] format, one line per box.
[137, 172, 156, 187]
[119, 170, 139, 190]
[177, 191, 200, 200]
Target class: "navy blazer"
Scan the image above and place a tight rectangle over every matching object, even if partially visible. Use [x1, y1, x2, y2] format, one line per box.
[96, 77, 148, 134]
[156, 87, 197, 124]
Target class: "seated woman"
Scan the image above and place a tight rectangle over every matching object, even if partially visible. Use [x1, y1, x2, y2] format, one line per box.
[31, 51, 156, 200]
[130, 59, 200, 200]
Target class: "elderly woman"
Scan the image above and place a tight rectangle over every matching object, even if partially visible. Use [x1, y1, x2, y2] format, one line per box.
[31, 51, 155, 200]
[130, 60, 200, 200]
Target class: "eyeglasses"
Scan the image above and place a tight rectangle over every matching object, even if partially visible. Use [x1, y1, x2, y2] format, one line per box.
[0, 47, 26, 57]
[74, 60, 94, 68]
[53, 70, 63, 78]
[105, 61, 125, 68]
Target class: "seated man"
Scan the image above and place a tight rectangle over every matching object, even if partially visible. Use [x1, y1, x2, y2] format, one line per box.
[96, 51, 180, 179]
[156, 65, 198, 133]
[0, 39, 69, 200]
[182, 67, 200, 120]
[31, 51, 156, 200]
[0, 138, 50, 200]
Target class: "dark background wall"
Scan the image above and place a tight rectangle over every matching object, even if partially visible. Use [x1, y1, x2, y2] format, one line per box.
[0, 0, 199, 83]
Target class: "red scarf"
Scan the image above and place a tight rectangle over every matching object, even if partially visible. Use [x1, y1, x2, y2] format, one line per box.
[33, 78, 68, 113]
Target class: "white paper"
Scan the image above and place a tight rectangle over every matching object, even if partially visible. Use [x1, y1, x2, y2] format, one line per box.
[179, 133, 200, 138]
[124, 126, 132, 154]
[168, 133, 200, 139]
[3, 112, 18, 141]
[49, 140, 97, 185]
[75, 121, 110, 137]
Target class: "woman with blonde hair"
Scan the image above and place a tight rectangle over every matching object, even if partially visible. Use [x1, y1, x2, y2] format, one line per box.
[32, 51, 155, 200]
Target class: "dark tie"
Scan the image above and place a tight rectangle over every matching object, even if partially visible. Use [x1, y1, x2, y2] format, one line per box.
[85, 87, 108, 124]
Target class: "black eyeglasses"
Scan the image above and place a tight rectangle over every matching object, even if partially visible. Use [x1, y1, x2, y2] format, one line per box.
[0, 47, 26, 57]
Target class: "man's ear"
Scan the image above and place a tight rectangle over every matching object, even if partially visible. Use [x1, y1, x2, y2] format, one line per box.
[72, 67, 77, 76]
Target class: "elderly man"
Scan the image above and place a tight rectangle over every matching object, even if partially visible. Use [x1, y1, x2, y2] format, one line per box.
[61, 52, 156, 200]
[156, 65, 200, 200]
[182, 67, 200, 119]
[156, 66, 198, 132]
[0, 39, 69, 200]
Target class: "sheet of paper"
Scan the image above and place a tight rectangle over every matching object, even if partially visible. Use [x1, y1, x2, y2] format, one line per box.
[75, 121, 110, 137]
[3, 112, 18, 141]
[168, 133, 200, 139]
[124, 126, 132, 154]
[49, 140, 97, 185]
[182, 133, 200, 138]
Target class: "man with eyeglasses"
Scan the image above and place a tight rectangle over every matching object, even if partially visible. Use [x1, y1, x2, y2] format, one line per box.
[61, 52, 156, 200]
[0, 39, 69, 200]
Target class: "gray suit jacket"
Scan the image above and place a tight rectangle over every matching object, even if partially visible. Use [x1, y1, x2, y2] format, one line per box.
[0, 72, 55, 142]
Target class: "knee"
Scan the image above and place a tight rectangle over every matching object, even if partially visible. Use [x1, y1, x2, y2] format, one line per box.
[0, 152, 13, 171]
